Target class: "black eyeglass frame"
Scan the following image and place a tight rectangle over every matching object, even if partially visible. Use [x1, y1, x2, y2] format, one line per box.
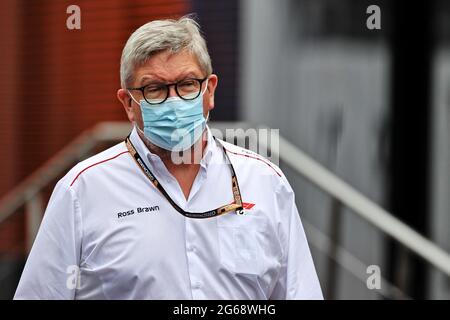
[127, 77, 209, 105]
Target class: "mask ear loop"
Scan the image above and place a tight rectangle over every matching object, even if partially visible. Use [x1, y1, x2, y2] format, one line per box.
[200, 78, 210, 97]
[201, 78, 210, 123]
[128, 91, 141, 105]
[127, 91, 146, 137]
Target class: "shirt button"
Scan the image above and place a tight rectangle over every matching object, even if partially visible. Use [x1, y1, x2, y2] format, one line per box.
[187, 245, 196, 253]
[193, 281, 202, 289]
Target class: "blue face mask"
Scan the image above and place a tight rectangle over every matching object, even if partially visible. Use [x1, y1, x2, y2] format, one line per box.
[132, 88, 208, 152]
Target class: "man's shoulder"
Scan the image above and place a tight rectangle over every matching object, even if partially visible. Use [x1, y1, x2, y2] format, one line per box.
[60, 142, 129, 188]
[217, 139, 295, 214]
[217, 139, 284, 180]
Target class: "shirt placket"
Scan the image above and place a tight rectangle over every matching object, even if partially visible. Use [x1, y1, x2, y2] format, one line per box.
[184, 167, 209, 299]
[184, 218, 203, 299]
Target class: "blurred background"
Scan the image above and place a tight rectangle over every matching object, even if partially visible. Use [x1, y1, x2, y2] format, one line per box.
[0, 0, 449, 299]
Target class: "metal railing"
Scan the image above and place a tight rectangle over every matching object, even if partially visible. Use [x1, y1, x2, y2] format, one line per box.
[277, 132, 450, 275]
[0, 121, 449, 299]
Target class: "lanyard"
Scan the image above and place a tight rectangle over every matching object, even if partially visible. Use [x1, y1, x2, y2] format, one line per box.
[125, 135, 245, 219]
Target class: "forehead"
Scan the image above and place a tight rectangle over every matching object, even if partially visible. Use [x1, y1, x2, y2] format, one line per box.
[133, 50, 203, 84]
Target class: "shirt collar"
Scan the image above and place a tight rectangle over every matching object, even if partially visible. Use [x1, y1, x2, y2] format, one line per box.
[129, 124, 216, 174]
[200, 125, 215, 170]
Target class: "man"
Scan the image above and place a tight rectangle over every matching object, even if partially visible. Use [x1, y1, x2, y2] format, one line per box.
[14, 16, 322, 299]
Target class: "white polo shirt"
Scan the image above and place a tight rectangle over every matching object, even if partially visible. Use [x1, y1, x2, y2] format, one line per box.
[14, 125, 323, 300]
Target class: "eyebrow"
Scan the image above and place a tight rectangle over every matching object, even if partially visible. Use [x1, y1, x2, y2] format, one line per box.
[139, 72, 201, 86]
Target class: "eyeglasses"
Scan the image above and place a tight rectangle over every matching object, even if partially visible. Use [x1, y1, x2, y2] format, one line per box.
[127, 77, 209, 105]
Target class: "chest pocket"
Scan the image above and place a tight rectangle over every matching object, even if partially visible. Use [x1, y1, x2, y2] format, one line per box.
[216, 213, 274, 276]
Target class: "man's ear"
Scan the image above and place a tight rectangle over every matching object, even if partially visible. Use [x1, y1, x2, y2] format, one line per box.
[117, 88, 135, 122]
[205, 74, 218, 112]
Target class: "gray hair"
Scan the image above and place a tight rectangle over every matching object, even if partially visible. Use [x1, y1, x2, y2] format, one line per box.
[120, 15, 212, 88]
